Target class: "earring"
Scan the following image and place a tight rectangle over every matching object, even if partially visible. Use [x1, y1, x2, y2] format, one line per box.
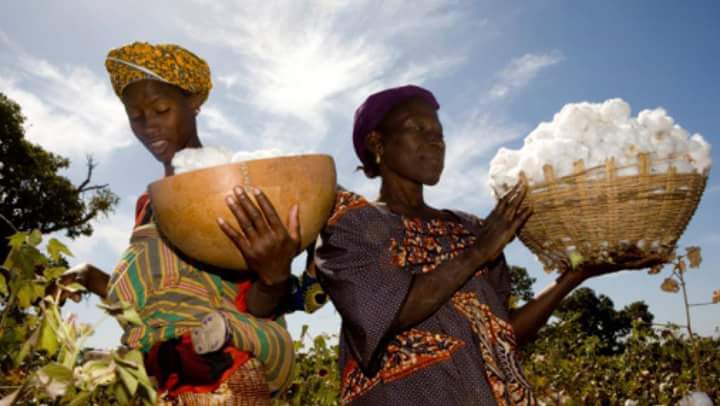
[375, 154, 381, 165]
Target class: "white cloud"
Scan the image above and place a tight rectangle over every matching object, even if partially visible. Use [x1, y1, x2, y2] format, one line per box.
[197, 104, 246, 143]
[62, 201, 135, 266]
[0, 38, 130, 159]
[489, 51, 564, 99]
[427, 114, 524, 212]
[181, 0, 470, 145]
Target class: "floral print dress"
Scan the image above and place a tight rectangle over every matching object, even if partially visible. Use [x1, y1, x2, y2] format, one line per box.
[315, 191, 535, 405]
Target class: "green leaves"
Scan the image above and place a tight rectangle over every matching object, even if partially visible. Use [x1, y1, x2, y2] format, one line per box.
[568, 251, 585, 269]
[16, 281, 45, 309]
[37, 363, 73, 399]
[43, 266, 66, 280]
[7, 231, 29, 251]
[46, 238, 72, 262]
[0, 273, 7, 296]
[28, 229, 42, 247]
[98, 301, 143, 327]
[0, 229, 155, 405]
[276, 326, 340, 406]
[38, 313, 60, 357]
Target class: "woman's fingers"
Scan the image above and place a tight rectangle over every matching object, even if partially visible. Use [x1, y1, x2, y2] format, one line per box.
[226, 193, 259, 239]
[512, 205, 533, 231]
[217, 216, 251, 254]
[233, 186, 269, 234]
[253, 187, 284, 232]
[287, 204, 301, 250]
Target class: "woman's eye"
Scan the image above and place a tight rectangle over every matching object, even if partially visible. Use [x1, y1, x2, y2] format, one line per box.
[156, 107, 170, 114]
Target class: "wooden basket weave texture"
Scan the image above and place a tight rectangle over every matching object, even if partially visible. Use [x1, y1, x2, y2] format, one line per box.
[517, 153, 708, 272]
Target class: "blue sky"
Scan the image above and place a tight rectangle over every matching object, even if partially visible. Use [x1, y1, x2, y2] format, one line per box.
[1, 0, 718, 348]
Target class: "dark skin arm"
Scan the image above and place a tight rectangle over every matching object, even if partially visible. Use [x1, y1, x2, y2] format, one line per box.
[510, 249, 669, 346]
[47, 263, 110, 304]
[217, 186, 301, 318]
[389, 182, 533, 333]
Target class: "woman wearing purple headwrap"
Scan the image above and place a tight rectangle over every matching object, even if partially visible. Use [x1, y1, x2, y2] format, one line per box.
[314, 85, 665, 405]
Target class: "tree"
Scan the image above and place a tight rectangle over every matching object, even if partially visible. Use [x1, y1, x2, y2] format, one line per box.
[546, 287, 653, 354]
[0, 92, 118, 259]
[509, 265, 536, 307]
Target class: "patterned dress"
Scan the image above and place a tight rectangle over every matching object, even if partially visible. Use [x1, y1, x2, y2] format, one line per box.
[105, 194, 327, 401]
[315, 191, 535, 405]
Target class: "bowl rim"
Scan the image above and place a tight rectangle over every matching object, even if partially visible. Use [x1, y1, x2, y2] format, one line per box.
[149, 153, 335, 188]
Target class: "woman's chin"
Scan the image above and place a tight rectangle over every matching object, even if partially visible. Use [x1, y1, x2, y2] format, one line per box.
[424, 173, 443, 186]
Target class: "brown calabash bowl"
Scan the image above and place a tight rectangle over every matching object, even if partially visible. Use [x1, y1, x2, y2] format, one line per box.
[148, 154, 337, 270]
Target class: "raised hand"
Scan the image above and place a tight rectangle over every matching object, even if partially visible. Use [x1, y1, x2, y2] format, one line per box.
[45, 263, 109, 304]
[217, 186, 301, 286]
[566, 246, 670, 282]
[477, 180, 533, 262]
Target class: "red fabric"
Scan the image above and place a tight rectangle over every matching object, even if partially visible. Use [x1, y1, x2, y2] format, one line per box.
[165, 336, 251, 398]
[134, 193, 151, 227]
[235, 280, 253, 313]
[146, 335, 253, 397]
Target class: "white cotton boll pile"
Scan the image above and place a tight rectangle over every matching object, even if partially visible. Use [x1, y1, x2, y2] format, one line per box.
[231, 148, 284, 163]
[171, 147, 287, 174]
[171, 146, 234, 174]
[488, 98, 712, 197]
[678, 391, 713, 406]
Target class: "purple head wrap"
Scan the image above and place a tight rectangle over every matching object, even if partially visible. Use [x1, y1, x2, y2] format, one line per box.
[352, 84, 439, 167]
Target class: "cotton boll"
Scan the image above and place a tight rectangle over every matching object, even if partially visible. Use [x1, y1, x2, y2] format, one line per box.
[172, 146, 290, 174]
[524, 122, 555, 146]
[600, 98, 631, 123]
[687, 134, 712, 173]
[678, 392, 713, 406]
[554, 105, 591, 139]
[638, 108, 674, 134]
[488, 148, 523, 195]
[231, 148, 284, 162]
[669, 127, 690, 156]
[489, 148, 521, 173]
[672, 160, 694, 174]
[488, 98, 711, 194]
[517, 152, 544, 185]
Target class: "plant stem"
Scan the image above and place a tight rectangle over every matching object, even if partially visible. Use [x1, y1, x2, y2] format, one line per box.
[0, 293, 16, 329]
[677, 270, 703, 391]
[689, 302, 717, 307]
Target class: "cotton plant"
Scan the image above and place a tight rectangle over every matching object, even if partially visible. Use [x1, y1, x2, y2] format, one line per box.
[488, 98, 712, 197]
[0, 231, 156, 405]
[649, 246, 719, 402]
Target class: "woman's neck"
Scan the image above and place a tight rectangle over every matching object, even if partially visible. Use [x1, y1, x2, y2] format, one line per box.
[378, 172, 428, 216]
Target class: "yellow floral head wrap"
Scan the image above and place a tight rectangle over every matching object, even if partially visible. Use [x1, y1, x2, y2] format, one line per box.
[105, 42, 212, 104]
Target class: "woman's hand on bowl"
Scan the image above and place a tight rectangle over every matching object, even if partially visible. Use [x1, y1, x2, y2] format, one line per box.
[217, 186, 301, 286]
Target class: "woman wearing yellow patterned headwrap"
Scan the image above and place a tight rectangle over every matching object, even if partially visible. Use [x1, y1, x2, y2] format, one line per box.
[104, 42, 211, 176]
[101, 42, 327, 404]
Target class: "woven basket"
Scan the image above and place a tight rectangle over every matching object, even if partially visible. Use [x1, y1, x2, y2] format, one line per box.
[516, 153, 708, 273]
[157, 358, 270, 406]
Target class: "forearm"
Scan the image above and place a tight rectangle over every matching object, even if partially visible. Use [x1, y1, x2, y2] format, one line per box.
[510, 271, 584, 346]
[391, 244, 492, 332]
[84, 265, 110, 299]
[246, 277, 290, 318]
